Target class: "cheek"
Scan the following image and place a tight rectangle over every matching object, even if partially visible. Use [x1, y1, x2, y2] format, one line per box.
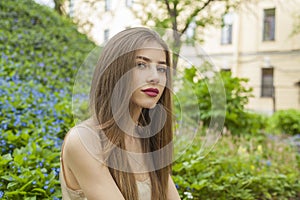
[160, 75, 167, 87]
[132, 72, 142, 89]
[159, 77, 167, 96]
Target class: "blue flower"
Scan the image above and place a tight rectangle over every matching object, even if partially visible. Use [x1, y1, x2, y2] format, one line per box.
[52, 167, 60, 176]
[50, 188, 55, 193]
[1, 52, 8, 58]
[0, 191, 4, 198]
[38, 62, 45, 68]
[266, 160, 271, 167]
[1, 123, 8, 130]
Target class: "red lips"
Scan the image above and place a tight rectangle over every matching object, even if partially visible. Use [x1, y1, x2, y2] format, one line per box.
[141, 88, 159, 97]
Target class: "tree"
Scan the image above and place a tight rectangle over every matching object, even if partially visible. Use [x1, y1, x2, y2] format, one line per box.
[132, 0, 241, 69]
[56, 0, 104, 41]
[54, 0, 67, 15]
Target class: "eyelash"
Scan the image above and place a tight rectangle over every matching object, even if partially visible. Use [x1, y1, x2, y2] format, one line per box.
[136, 62, 147, 69]
[136, 62, 167, 73]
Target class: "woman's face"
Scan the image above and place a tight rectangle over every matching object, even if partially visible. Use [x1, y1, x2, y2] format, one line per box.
[130, 41, 167, 109]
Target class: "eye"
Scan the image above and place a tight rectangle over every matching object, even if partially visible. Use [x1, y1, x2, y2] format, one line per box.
[157, 65, 167, 73]
[136, 61, 147, 69]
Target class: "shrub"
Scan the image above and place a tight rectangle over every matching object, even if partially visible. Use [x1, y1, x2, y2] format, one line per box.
[267, 109, 300, 135]
[0, 78, 73, 199]
[172, 133, 300, 200]
[180, 67, 266, 135]
[0, 0, 95, 198]
[0, 0, 95, 91]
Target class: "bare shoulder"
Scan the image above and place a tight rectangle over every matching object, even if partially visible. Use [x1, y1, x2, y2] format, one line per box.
[167, 174, 181, 200]
[63, 121, 104, 162]
[63, 127, 84, 156]
[62, 124, 125, 199]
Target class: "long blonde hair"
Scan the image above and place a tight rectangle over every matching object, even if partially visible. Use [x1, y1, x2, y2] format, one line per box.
[89, 27, 173, 200]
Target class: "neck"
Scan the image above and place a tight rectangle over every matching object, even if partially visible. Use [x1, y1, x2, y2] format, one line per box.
[130, 102, 142, 126]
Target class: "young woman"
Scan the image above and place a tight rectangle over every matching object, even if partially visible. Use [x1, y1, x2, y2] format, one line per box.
[60, 27, 181, 200]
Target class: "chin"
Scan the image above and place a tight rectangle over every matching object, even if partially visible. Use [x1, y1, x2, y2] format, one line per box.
[134, 100, 159, 109]
[146, 103, 157, 109]
[140, 103, 157, 109]
[131, 96, 161, 109]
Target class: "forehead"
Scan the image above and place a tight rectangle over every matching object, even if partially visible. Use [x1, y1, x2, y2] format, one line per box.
[135, 41, 166, 62]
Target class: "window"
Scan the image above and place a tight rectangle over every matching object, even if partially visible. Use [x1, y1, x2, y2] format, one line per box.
[261, 68, 274, 97]
[69, 0, 74, 17]
[221, 68, 231, 72]
[221, 13, 233, 45]
[186, 21, 196, 45]
[263, 8, 275, 41]
[105, 0, 111, 11]
[126, 0, 133, 7]
[104, 29, 110, 42]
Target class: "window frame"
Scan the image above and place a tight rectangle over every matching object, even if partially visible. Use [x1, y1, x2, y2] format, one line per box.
[105, 0, 111, 11]
[261, 67, 274, 98]
[263, 8, 276, 41]
[126, 0, 133, 8]
[221, 13, 233, 45]
[104, 29, 110, 42]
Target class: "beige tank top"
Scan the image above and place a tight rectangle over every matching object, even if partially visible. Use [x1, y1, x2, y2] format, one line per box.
[60, 169, 151, 200]
[60, 118, 152, 200]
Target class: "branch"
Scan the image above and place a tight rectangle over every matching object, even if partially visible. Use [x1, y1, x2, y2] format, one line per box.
[181, 0, 214, 34]
[164, 0, 179, 32]
[164, 0, 172, 17]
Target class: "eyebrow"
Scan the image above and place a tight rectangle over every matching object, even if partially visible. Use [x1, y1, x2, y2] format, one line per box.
[136, 56, 167, 65]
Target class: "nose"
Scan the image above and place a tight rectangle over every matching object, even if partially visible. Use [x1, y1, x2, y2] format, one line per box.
[146, 64, 160, 84]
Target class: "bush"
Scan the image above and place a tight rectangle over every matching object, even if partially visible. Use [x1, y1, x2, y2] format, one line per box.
[0, 78, 72, 199]
[0, 0, 95, 91]
[267, 109, 300, 135]
[180, 67, 266, 135]
[172, 133, 300, 200]
[0, 0, 95, 198]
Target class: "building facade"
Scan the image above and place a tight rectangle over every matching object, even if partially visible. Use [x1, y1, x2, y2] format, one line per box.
[193, 0, 300, 114]
[65, 0, 300, 114]
[65, 0, 139, 45]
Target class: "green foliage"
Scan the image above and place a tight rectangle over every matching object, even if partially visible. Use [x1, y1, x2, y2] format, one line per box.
[0, 79, 73, 199]
[133, 0, 240, 42]
[0, 0, 94, 91]
[172, 134, 300, 200]
[267, 109, 300, 135]
[1, 1, 299, 199]
[0, 0, 95, 199]
[181, 67, 265, 135]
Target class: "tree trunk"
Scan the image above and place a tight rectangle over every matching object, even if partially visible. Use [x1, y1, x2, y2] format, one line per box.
[54, 0, 65, 15]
